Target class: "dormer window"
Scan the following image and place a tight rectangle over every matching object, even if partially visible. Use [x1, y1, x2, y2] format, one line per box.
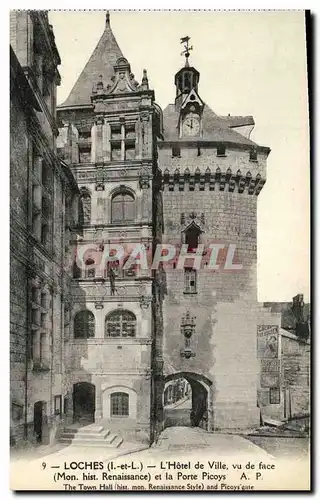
[217, 144, 226, 157]
[250, 148, 258, 162]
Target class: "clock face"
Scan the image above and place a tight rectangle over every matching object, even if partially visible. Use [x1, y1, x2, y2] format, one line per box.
[182, 114, 200, 137]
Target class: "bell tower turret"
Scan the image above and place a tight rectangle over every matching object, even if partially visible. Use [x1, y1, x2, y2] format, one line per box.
[174, 36, 200, 104]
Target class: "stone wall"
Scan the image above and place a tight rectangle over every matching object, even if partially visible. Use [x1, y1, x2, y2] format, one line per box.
[159, 144, 261, 430]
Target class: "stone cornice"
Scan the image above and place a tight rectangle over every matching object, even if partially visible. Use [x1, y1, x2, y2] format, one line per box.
[162, 167, 266, 195]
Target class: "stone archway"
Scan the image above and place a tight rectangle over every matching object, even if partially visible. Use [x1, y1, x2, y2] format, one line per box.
[163, 372, 212, 430]
[73, 382, 95, 425]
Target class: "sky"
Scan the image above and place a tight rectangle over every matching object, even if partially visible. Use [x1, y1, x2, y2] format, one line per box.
[48, 10, 310, 303]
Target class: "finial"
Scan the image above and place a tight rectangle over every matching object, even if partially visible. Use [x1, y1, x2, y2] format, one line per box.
[180, 36, 193, 67]
[105, 11, 110, 26]
[96, 74, 104, 91]
[141, 69, 149, 89]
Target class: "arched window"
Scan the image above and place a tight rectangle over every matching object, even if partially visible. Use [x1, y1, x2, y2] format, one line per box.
[74, 310, 95, 339]
[110, 392, 129, 417]
[79, 190, 91, 225]
[111, 191, 135, 223]
[105, 310, 136, 338]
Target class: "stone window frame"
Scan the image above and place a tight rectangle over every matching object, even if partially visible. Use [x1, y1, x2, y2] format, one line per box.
[184, 268, 197, 294]
[110, 392, 129, 417]
[31, 145, 54, 252]
[102, 385, 137, 420]
[29, 280, 52, 368]
[105, 309, 136, 338]
[110, 186, 136, 224]
[110, 121, 137, 161]
[182, 222, 203, 251]
[79, 187, 92, 226]
[269, 387, 280, 405]
[73, 310, 95, 339]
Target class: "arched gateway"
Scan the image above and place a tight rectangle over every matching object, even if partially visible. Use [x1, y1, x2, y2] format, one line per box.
[163, 372, 212, 431]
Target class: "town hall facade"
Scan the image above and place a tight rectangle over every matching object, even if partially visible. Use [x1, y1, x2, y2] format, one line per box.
[56, 12, 270, 443]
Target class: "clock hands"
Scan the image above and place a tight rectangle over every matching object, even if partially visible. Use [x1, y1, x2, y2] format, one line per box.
[186, 119, 193, 129]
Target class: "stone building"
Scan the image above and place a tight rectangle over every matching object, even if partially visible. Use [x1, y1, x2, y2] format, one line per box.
[10, 11, 79, 446]
[11, 11, 284, 446]
[156, 41, 270, 433]
[56, 12, 163, 443]
[257, 295, 310, 422]
[56, 12, 271, 441]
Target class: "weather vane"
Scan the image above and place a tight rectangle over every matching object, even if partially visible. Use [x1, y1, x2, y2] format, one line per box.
[180, 36, 193, 67]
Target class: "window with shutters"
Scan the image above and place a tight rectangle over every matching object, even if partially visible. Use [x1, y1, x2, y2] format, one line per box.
[110, 392, 129, 417]
[74, 310, 95, 339]
[184, 268, 197, 294]
[105, 310, 136, 338]
[111, 191, 135, 223]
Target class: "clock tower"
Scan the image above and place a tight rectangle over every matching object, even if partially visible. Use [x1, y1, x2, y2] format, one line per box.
[156, 37, 270, 435]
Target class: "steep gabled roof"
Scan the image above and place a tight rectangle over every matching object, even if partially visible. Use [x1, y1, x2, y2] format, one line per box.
[161, 103, 260, 148]
[59, 13, 124, 108]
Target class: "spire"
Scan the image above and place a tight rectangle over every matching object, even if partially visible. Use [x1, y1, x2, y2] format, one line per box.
[59, 11, 124, 107]
[180, 36, 193, 67]
[174, 36, 199, 101]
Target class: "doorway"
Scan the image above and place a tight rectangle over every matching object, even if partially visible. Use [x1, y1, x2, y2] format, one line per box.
[33, 401, 45, 443]
[73, 382, 95, 424]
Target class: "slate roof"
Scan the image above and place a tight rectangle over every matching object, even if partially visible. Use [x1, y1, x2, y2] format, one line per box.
[161, 103, 261, 148]
[219, 115, 254, 128]
[59, 17, 124, 108]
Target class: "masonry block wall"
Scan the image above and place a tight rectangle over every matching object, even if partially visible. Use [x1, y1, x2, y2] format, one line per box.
[10, 92, 29, 443]
[56, 16, 163, 441]
[158, 146, 264, 430]
[10, 12, 77, 446]
[281, 336, 310, 418]
[156, 57, 270, 431]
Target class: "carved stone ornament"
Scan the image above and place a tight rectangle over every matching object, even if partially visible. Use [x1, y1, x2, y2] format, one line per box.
[180, 311, 196, 358]
[140, 295, 152, 309]
[140, 111, 150, 122]
[94, 301, 104, 310]
[139, 175, 150, 189]
[180, 211, 205, 233]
